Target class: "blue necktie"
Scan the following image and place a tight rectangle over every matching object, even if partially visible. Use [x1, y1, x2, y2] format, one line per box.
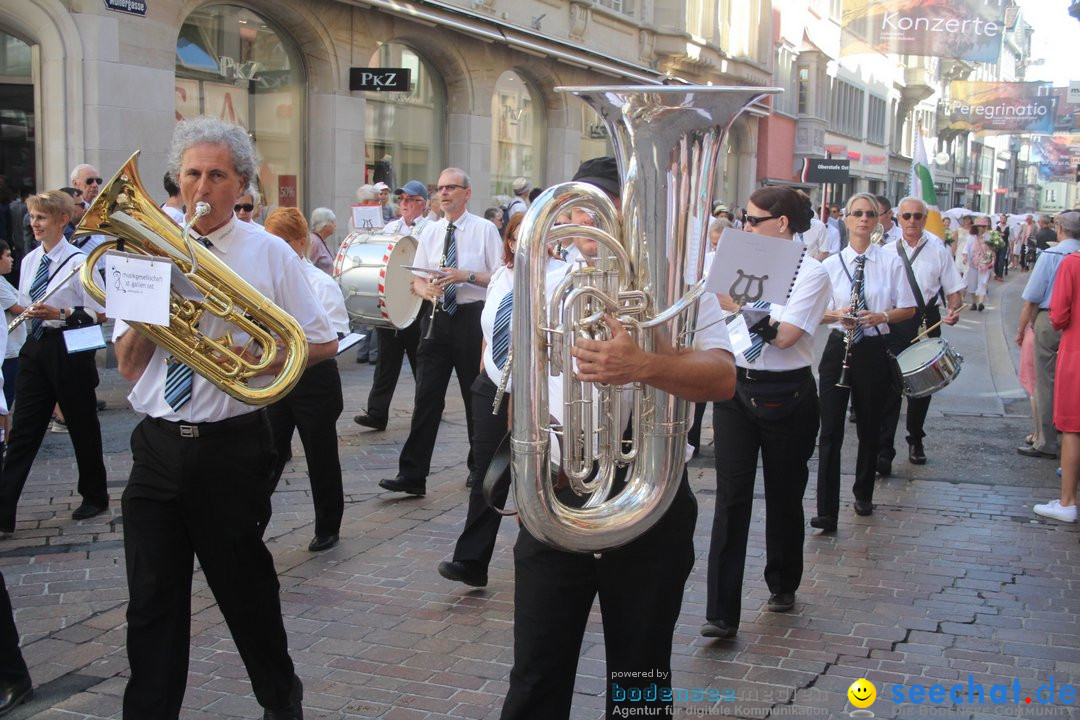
[28, 254, 52, 340]
[164, 357, 194, 411]
[741, 301, 773, 364]
[491, 288, 513, 370]
[442, 222, 458, 315]
[852, 255, 867, 344]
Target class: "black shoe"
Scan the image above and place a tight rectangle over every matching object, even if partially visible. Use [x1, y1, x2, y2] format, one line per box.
[437, 560, 488, 587]
[72, 502, 106, 520]
[0, 675, 32, 716]
[848, 410, 857, 424]
[809, 516, 836, 532]
[854, 500, 874, 516]
[96, 399, 107, 411]
[307, 534, 339, 552]
[355, 355, 369, 364]
[908, 441, 927, 465]
[767, 592, 795, 613]
[465, 470, 478, 489]
[970, 303, 978, 311]
[263, 675, 303, 720]
[700, 619, 737, 638]
[378, 476, 426, 496]
[876, 457, 892, 477]
[978, 303, 985, 312]
[1017, 445, 1057, 459]
[353, 413, 387, 431]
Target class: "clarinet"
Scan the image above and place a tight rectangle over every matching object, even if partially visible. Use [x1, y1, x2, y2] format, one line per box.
[422, 253, 446, 342]
[835, 262, 863, 389]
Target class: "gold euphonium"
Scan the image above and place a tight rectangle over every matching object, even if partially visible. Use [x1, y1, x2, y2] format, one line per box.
[74, 151, 308, 406]
[511, 85, 780, 553]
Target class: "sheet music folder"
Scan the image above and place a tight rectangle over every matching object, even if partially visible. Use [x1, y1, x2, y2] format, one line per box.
[704, 228, 806, 306]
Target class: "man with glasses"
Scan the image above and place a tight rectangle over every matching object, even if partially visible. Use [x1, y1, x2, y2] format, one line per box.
[875, 195, 903, 244]
[70, 165, 103, 207]
[379, 168, 502, 496]
[353, 180, 429, 432]
[877, 197, 965, 474]
[234, 188, 262, 225]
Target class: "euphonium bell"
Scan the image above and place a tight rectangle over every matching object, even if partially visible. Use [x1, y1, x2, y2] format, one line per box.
[511, 85, 780, 553]
[73, 151, 308, 406]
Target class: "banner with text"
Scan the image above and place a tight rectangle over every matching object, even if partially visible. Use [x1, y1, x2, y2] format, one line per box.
[944, 81, 1054, 135]
[841, 0, 1007, 62]
[1030, 135, 1080, 182]
[1052, 87, 1080, 133]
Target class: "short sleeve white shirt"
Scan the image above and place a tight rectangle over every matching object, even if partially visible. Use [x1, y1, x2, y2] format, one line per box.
[823, 244, 917, 335]
[885, 233, 966, 306]
[302, 260, 349, 336]
[413, 211, 504, 305]
[18, 240, 104, 327]
[0, 277, 25, 359]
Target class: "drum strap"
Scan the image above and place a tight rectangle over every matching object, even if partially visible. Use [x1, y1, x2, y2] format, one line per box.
[897, 240, 929, 321]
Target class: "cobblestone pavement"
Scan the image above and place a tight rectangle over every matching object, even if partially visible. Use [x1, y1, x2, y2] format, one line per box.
[1, 271, 1076, 719]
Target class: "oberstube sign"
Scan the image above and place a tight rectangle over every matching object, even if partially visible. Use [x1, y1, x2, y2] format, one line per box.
[842, 0, 1007, 63]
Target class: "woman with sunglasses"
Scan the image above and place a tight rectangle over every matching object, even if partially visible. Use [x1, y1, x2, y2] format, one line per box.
[811, 193, 917, 532]
[701, 187, 832, 638]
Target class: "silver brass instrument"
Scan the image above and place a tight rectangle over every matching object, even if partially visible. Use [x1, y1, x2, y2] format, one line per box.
[73, 151, 309, 406]
[512, 85, 779, 552]
[422, 254, 447, 342]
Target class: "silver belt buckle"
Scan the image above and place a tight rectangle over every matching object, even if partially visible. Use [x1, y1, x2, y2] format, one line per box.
[179, 424, 200, 438]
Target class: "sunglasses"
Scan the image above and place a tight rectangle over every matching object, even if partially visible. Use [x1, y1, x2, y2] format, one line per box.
[234, 203, 255, 212]
[84, 177, 104, 185]
[849, 209, 878, 218]
[900, 212, 925, 221]
[744, 214, 779, 227]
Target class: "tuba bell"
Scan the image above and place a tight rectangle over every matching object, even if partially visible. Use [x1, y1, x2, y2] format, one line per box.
[511, 85, 779, 553]
[74, 151, 309, 406]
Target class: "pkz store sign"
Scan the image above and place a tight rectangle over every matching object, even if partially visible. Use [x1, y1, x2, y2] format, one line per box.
[104, 0, 146, 16]
[349, 68, 411, 92]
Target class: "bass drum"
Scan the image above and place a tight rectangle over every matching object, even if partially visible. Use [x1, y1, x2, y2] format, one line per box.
[333, 232, 421, 329]
[894, 337, 963, 398]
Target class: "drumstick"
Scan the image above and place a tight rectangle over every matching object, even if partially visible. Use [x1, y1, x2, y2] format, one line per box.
[911, 318, 946, 344]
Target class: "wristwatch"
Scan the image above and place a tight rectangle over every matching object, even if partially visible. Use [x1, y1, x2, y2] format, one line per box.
[467, 272, 476, 283]
[58, 307, 67, 322]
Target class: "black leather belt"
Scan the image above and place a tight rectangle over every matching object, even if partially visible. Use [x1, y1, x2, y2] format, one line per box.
[146, 410, 266, 439]
[737, 366, 812, 383]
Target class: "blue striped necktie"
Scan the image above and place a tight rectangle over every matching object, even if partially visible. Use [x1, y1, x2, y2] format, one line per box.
[442, 222, 458, 315]
[491, 288, 513, 370]
[28, 254, 52, 340]
[741, 301, 773, 364]
[852, 255, 867, 344]
[164, 357, 194, 411]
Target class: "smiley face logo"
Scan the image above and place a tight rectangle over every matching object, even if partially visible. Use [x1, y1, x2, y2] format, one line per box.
[847, 678, 877, 709]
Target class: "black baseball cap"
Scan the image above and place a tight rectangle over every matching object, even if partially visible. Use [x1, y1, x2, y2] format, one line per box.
[572, 157, 620, 197]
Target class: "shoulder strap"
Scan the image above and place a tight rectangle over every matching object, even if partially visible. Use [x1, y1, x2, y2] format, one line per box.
[896, 242, 927, 317]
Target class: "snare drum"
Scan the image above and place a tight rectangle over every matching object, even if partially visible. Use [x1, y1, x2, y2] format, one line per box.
[333, 232, 422, 329]
[893, 337, 963, 398]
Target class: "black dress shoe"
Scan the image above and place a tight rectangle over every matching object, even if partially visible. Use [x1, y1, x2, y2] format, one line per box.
[263, 675, 303, 720]
[1017, 445, 1057, 459]
[809, 516, 836, 532]
[767, 592, 795, 612]
[700, 619, 737, 638]
[378, 476, 426, 496]
[0, 675, 32, 717]
[307, 534, 339, 552]
[437, 560, 488, 587]
[353, 413, 387, 431]
[908, 441, 927, 465]
[72, 502, 106, 520]
[96, 399, 107, 411]
[853, 500, 874, 516]
[465, 470, 478, 489]
[876, 457, 892, 477]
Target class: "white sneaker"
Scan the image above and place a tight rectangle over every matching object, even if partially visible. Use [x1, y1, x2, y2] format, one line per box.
[1033, 499, 1077, 523]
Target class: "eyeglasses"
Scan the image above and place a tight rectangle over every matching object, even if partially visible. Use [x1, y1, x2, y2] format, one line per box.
[900, 212, 925, 221]
[84, 177, 103, 185]
[234, 203, 255, 212]
[436, 184, 466, 193]
[744, 214, 779, 227]
[848, 209, 878, 218]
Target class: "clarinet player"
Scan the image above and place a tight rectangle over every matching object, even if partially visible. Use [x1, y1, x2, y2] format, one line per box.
[811, 193, 916, 532]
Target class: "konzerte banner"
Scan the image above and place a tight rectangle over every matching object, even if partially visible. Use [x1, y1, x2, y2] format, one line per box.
[945, 82, 1055, 135]
[841, 0, 1007, 62]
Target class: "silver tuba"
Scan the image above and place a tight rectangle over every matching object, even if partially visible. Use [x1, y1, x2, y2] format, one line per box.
[511, 85, 779, 553]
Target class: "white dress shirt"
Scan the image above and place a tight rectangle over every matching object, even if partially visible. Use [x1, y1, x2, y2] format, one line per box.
[18, 240, 104, 328]
[0, 277, 25, 359]
[114, 218, 335, 422]
[302, 260, 349, 336]
[884, 233, 966, 306]
[823, 244, 917, 336]
[412, 211, 503, 305]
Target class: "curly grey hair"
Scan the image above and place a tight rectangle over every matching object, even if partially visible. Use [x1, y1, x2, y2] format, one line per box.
[310, 207, 336, 233]
[167, 116, 257, 187]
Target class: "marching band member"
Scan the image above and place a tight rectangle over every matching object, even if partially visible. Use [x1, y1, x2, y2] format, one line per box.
[811, 193, 916, 532]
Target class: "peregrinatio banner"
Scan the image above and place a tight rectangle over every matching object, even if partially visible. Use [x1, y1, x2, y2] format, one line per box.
[841, 0, 1008, 62]
[945, 82, 1055, 135]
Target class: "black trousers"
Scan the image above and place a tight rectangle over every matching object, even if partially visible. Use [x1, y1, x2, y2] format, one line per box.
[816, 332, 890, 520]
[398, 302, 484, 483]
[688, 401, 709, 451]
[267, 358, 344, 538]
[879, 306, 941, 461]
[706, 368, 818, 626]
[0, 572, 28, 687]
[122, 413, 295, 718]
[365, 320, 420, 421]
[451, 374, 509, 570]
[0, 331, 106, 531]
[500, 475, 696, 720]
